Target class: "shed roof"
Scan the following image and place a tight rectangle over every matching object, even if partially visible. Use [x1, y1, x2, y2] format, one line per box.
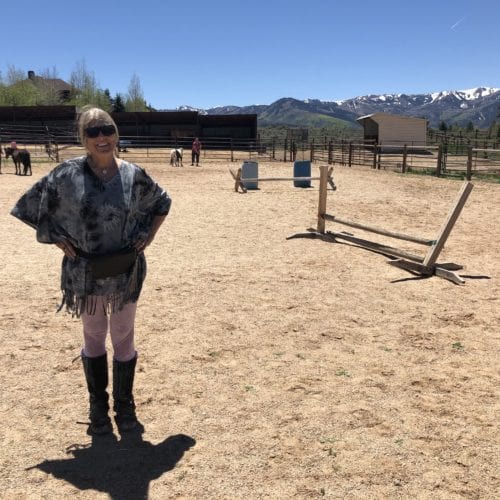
[357, 113, 426, 124]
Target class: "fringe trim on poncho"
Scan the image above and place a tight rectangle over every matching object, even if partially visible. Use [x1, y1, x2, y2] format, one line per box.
[57, 256, 143, 317]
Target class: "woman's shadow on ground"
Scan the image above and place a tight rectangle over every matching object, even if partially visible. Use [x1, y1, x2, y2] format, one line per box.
[30, 424, 195, 500]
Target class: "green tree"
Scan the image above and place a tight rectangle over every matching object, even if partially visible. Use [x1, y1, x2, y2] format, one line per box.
[439, 121, 448, 132]
[103, 88, 113, 108]
[0, 65, 42, 105]
[2, 81, 39, 105]
[125, 73, 148, 112]
[69, 59, 101, 107]
[113, 93, 126, 112]
[6, 64, 25, 85]
[36, 66, 64, 105]
[92, 89, 113, 112]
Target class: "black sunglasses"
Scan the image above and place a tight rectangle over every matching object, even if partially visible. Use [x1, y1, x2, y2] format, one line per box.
[85, 124, 116, 138]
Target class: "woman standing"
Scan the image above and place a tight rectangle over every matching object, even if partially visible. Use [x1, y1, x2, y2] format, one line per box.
[11, 106, 172, 435]
[191, 137, 201, 166]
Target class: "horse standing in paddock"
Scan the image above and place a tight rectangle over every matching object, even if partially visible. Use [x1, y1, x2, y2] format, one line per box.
[170, 148, 183, 167]
[4, 147, 32, 175]
[45, 142, 58, 161]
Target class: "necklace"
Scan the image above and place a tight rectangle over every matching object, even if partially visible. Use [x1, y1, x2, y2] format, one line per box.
[88, 157, 116, 179]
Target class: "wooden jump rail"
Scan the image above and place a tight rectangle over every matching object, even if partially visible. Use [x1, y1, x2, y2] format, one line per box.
[288, 165, 474, 285]
[229, 166, 336, 193]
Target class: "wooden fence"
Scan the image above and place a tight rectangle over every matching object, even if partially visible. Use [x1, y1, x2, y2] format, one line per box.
[312, 141, 500, 180]
[1, 122, 499, 180]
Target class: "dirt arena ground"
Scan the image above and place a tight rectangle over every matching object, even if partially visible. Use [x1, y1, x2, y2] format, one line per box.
[0, 157, 498, 499]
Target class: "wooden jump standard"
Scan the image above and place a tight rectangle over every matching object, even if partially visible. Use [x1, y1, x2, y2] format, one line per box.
[288, 165, 474, 285]
[229, 166, 336, 193]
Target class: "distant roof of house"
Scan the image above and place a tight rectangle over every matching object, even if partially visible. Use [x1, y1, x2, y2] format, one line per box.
[28, 76, 73, 92]
[24, 71, 73, 92]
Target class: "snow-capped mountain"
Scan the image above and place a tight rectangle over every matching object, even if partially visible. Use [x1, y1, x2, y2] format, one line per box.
[202, 87, 499, 128]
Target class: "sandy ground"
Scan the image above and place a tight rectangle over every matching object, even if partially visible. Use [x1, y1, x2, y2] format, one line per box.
[0, 157, 499, 499]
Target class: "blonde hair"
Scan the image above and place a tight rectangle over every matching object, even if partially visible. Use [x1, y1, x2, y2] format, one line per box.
[77, 105, 119, 146]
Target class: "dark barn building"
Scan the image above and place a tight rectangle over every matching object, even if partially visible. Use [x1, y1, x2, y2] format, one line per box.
[198, 114, 257, 139]
[0, 106, 257, 143]
[111, 111, 199, 137]
[0, 105, 77, 129]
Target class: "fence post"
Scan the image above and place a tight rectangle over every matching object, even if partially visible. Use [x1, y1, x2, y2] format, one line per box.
[372, 144, 378, 169]
[328, 141, 333, 164]
[317, 165, 329, 234]
[436, 144, 443, 177]
[402, 144, 407, 173]
[230, 139, 234, 162]
[284, 138, 288, 162]
[348, 142, 353, 167]
[466, 146, 473, 180]
[310, 140, 315, 162]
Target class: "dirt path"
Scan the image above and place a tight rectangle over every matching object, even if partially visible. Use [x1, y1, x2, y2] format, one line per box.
[1, 160, 499, 499]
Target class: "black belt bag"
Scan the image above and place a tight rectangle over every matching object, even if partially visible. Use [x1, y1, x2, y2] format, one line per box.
[78, 247, 138, 279]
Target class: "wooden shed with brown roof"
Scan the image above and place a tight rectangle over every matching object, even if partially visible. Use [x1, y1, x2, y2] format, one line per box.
[357, 113, 427, 147]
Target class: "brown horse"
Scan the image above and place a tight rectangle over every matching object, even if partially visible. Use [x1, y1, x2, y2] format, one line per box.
[4, 147, 32, 175]
[45, 142, 57, 160]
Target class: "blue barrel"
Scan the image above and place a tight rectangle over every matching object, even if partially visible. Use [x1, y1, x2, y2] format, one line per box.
[241, 161, 258, 190]
[293, 160, 311, 187]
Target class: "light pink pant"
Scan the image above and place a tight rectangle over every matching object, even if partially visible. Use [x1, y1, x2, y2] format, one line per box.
[81, 298, 137, 362]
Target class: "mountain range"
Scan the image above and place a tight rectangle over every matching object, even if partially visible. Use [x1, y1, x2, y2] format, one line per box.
[179, 87, 499, 129]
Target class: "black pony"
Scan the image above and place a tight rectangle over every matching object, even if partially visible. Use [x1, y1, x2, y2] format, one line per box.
[4, 147, 32, 175]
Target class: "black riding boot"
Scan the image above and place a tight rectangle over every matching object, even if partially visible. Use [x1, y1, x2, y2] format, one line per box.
[81, 353, 113, 435]
[113, 355, 138, 432]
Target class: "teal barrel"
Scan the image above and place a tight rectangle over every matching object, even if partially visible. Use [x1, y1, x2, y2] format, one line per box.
[241, 161, 258, 190]
[293, 160, 311, 187]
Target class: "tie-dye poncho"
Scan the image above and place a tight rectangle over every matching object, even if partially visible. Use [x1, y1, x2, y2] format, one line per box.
[11, 156, 172, 316]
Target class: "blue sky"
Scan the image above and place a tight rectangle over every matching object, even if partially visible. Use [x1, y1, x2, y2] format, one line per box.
[3, 0, 499, 109]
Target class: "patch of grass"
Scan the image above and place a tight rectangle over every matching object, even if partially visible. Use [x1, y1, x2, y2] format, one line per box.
[335, 368, 351, 377]
[319, 436, 336, 444]
[452, 341, 464, 350]
[470, 172, 500, 183]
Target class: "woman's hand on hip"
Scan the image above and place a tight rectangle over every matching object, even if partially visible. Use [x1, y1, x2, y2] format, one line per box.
[55, 239, 76, 259]
[133, 235, 152, 253]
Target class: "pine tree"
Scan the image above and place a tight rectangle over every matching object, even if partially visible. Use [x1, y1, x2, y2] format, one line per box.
[113, 93, 125, 112]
